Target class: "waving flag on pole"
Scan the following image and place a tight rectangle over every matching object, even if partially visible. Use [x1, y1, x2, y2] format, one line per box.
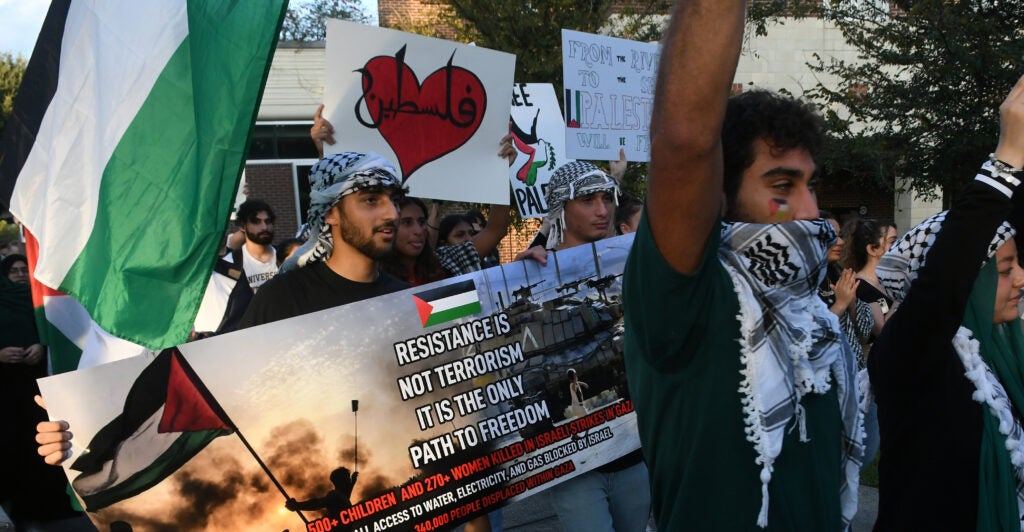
[69, 348, 234, 510]
[0, 0, 288, 360]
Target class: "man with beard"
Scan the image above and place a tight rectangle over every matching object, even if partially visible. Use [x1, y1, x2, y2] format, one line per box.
[237, 152, 409, 327]
[231, 199, 279, 291]
[622, 0, 863, 529]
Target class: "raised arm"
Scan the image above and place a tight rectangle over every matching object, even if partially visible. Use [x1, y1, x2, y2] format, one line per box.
[647, 0, 747, 273]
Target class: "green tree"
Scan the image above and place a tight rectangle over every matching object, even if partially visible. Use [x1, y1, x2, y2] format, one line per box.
[280, 0, 371, 41]
[789, 1, 1024, 201]
[0, 52, 27, 135]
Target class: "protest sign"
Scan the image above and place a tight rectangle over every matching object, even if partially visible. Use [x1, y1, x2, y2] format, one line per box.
[323, 20, 516, 205]
[561, 29, 659, 162]
[39, 234, 640, 531]
[508, 83, 570, 219]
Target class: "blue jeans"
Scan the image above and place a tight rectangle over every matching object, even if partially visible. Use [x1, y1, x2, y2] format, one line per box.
[548, 462, 650, 532]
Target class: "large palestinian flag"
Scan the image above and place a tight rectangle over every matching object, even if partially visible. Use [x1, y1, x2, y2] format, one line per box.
[0, 0, 288, 355]
[70, 348, 234, 510]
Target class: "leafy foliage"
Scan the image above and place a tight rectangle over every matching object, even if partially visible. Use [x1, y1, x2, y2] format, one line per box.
[280, 0, 371, 41]
[0, 52, 27, 135]
[786, 0, 1024, 199]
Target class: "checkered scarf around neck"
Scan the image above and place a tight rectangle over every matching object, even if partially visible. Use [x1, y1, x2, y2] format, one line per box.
[279, 152, 406, 273]
[544, 161, 619, 249]
[876, 212, 1024, 528]
[717, 219, 863, 528]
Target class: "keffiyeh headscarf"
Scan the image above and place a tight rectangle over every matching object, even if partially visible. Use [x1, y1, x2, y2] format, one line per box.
[544, 161, 619, 249]
[280, 152, 406, 272]
[718, 219, 863, 528]
[875, 211, 1024, 529]
[876, 210, 1015, 304]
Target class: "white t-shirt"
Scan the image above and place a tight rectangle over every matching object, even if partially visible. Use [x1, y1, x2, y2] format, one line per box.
[240, 245, 277, 290]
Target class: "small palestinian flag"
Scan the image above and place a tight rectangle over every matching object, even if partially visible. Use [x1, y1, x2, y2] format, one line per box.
[70, 348, 233, 511]
[413, 279, 482, 327]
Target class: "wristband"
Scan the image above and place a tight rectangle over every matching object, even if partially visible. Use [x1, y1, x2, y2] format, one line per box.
[977, 155, 1023, 198]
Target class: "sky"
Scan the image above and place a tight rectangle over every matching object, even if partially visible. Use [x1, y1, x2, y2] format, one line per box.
[0, 0, 380, 59]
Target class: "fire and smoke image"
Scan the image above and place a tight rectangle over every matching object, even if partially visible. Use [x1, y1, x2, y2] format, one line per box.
[38, 234, 640, 531]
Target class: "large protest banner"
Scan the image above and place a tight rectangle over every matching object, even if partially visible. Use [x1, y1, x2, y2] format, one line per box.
[561, 29, 659, 162]
[508, 83, 570, 219]
[39, 234, 640, 531]
[323, 20, 515, 205]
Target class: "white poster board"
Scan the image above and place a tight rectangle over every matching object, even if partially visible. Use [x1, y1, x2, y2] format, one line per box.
[324, 20, 516, 204]
[561, 29, 659, 162]
[508, 83, 570, 219]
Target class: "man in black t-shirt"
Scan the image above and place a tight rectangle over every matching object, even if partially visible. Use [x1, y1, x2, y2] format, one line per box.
[239, 152, 410, 328]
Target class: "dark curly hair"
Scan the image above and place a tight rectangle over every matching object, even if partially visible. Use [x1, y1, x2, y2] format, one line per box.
[380, 197, 447, 285]
[722, 90, 825, 221]
[235, 199, 276, 226]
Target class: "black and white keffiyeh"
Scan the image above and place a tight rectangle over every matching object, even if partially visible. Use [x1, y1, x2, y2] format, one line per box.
[873, 208, 1024, 522]
[718, 219, 863, 528]
[876, 210, 1015, 304]
[280, 152, 406, 272]
[544, 161, 619, 249]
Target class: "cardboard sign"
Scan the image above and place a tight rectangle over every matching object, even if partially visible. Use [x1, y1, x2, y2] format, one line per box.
[323, 20, 516, 205]
[40, 234, 640, 531]
[561, 29, 659, 162]
[508, 83, 571, 219]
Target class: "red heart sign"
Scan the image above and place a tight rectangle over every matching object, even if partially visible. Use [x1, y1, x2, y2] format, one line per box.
[355, 45, 487, 180]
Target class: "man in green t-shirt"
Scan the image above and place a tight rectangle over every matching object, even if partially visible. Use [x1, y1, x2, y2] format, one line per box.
[623, 1, 863, 530]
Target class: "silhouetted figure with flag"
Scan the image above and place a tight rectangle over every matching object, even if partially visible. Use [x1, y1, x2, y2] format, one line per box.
[286, 466, 358, 524]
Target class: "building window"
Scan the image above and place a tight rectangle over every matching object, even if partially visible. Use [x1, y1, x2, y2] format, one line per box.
[248, 122, 319, 160]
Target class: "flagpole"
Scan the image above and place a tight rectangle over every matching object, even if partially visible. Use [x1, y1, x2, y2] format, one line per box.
[352, 400, 359, 474]
[172, 349, 309, 525]
[231, 425, 310, 524]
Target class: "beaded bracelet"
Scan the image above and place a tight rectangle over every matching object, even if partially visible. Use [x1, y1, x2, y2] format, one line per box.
[986, 153, 1024, 187]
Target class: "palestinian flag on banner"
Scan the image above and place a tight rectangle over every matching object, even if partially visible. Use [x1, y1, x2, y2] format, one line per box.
[70, 348, 233, 511]
[0, 0, 288, 354]
[413, 279, 482, 327]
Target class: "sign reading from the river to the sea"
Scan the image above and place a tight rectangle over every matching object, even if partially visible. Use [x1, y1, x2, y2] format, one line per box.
[561, 29, 659, 162]
[323, 20, 516, 205]
[40, 234, 641, 531]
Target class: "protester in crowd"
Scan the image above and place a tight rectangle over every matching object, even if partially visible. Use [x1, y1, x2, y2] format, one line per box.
[615, 196, 643, 235]
[517, 160, 651, 531]
[1, 259, 89, 530]
[868, 74, 1024, 530]
[840, 218, 894, 467]
[224, 199, 279, 291]
[381, 196, 448, 286]
[820, 213, 878, 470]
[880, 222, 898, 251]
[819, 212, 874, 365]
[843, 218, 895, 340]
[622, 1, 863, 529]
[437, 213, 476, 247]
[1, 254, 29, 285]
[521, 150, 629, 251]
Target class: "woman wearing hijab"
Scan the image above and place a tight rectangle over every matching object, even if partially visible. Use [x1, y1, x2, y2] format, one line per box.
[868, 74, 1024, 530]
[0, 259, 85, 528]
